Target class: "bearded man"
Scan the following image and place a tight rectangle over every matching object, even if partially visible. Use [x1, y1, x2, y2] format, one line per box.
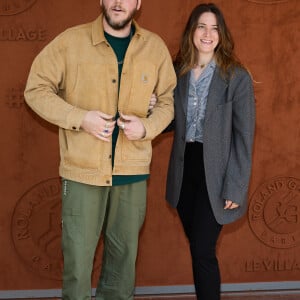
[24, 1, 176, 299]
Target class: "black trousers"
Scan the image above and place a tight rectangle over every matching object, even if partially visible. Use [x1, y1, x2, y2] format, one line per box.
[177, 142, 223, 300]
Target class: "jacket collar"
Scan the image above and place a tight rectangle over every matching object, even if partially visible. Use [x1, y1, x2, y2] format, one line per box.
[92, 14, 145, 46]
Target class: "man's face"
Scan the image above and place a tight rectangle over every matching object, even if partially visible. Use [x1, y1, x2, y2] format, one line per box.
[101, 0, 141, 30]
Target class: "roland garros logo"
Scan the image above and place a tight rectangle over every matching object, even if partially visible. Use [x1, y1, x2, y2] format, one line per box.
[11, 178, 102, 280]
[0, 0, 37, 16]
[11, 178, 63, 280]
[248, 177, 300, 249]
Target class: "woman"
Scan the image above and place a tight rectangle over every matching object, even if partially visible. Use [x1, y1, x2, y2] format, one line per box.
[166, 3, 255, 300]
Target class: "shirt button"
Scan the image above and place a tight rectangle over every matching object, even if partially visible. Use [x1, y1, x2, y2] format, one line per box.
[109, 155, 112, 159]
[106, 180, 110, 184]
[112, 79, 117, 83]
[72, 126, 76, 130]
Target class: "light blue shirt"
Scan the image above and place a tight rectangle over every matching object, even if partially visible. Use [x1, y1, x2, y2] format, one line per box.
[186, 60, 216, 143]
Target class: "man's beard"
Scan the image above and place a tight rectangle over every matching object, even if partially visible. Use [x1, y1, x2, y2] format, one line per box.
[102, 5, 137, 30]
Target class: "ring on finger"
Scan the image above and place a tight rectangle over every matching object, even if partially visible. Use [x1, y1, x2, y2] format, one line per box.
[103, 129, 109, 134]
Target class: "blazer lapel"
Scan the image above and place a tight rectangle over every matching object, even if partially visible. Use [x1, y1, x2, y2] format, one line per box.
[204, 68, 228, 125]
[177, 72, 190, 117]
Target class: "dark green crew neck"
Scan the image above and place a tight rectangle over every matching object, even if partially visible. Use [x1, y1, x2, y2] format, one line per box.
[104, 28, 149, 185]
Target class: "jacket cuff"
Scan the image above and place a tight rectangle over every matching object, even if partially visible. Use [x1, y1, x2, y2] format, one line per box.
[222, 177, 248, 205]
[67, 107, 88, 131]
[139, 118, 156, 140]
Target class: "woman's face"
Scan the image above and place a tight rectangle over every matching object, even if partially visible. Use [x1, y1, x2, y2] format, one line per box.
[193, 12, 219, 56]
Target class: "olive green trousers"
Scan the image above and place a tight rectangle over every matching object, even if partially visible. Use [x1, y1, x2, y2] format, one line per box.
[61, 179, 147, 300]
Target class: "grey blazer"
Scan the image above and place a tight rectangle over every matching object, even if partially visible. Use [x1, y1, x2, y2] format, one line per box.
[166, 67, 255, 225]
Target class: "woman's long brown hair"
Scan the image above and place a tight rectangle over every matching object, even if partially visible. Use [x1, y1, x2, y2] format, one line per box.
[175, 3, 243, 77]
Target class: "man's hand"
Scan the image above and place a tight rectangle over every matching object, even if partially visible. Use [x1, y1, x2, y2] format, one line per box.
[80, 111, 116, 142]
[117, 112, 146, 140]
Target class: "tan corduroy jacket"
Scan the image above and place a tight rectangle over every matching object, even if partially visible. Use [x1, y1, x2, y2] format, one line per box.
[24, 15, 176, 186]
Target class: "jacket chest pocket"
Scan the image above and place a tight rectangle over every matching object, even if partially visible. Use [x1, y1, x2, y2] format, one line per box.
[124, 61, 157, 117]
[66, 63, 109, 110]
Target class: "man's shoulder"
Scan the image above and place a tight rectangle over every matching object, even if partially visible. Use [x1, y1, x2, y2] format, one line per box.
[138, 27, 166, 45]
[44, 21, 93, 52]
[58, 21, 92, 40]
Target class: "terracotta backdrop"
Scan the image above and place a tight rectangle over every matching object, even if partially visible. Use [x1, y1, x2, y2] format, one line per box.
[0, 0, 299, 292]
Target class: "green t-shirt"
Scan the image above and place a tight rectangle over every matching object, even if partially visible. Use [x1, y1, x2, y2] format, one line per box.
[104, 28, 149, 185]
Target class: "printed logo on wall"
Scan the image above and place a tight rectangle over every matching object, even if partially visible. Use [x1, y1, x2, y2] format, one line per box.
[11, 178, 102, 280]
[0, 0, 37, 16]
[5, 85, 25, 109]
[248, 177, 300, 249]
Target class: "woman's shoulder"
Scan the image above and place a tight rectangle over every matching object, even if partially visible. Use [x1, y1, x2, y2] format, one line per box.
[220, 65, 252, 86]
[230, 65, 251, 79]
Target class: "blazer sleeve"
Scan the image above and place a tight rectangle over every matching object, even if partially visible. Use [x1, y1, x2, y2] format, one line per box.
[222, 70, 256, 204]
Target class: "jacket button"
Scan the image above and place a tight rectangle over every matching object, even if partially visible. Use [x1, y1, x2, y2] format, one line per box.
[72, 126, 76, 130]
[112, 79, 116, 83]
[106, 180, 110, 184]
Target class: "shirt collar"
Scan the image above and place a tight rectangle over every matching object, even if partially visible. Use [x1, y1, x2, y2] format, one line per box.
[190, 59, 216, 83]
[207, 59, 216, 70]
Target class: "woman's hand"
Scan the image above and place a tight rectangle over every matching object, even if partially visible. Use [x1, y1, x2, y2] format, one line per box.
[224, 200, 239, 210]
[148, 93, 157, 115]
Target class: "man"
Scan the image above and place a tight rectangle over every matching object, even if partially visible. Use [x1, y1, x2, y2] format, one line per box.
[24, 0, 176, 299]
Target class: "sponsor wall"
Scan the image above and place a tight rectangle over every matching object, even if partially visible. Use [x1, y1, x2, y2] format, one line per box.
[0, 0, 299, 294]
